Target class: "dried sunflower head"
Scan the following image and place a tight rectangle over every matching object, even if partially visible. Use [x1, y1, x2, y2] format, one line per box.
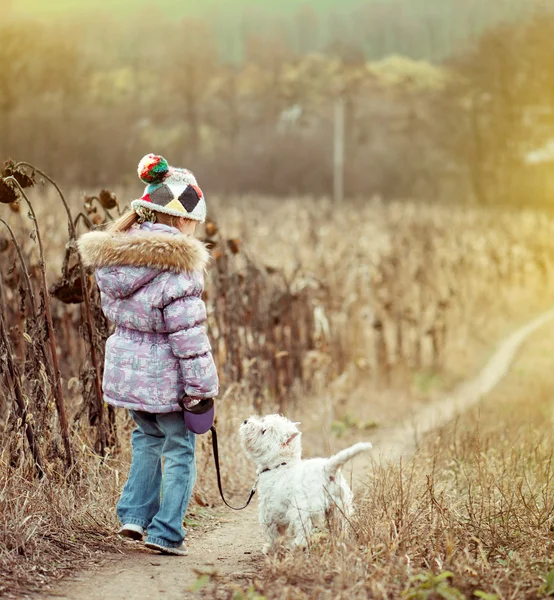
[99, 189, 118, 210]
[0, 179, 17, 204]
[83, 196, 95, 213]
[205, 220, 218, 238]
[203, 238, 217, 251]
[2, 160, 35, 189]
[12, 171, 35, 189]
[49, 264, 84, 304]
[227, 238, 241, 255]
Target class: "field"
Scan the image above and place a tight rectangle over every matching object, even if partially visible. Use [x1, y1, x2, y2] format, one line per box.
[3, 0, 554, 595]
[254, 318, 554, 600]
[1, 163, 554, 598]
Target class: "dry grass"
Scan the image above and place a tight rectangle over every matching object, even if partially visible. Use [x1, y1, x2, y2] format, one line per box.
[252, 321, 554, 600]
[0, 447, 121, 598]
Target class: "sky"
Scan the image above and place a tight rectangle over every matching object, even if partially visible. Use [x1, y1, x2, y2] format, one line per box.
[13, 0, 534, 24]
[11, 0, 535, 63]
[16, 0, 369, 16]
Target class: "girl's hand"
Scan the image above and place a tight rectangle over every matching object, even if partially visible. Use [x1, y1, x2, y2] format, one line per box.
[182, 396, 203, 410]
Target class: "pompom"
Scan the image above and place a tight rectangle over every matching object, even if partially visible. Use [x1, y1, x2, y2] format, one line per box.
[138, 154, 169, 184]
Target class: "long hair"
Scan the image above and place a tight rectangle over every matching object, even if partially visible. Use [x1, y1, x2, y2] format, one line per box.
[106, 210, 139, 232]
[106, 209, 191, 233]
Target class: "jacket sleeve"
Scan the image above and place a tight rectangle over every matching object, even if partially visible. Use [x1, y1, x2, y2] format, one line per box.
[162, 294, 219, 399]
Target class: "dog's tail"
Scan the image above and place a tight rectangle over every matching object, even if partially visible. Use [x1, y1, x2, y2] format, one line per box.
[325, 442, 373, 477]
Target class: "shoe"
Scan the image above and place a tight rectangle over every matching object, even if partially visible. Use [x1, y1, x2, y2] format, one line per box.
[145, 541, 188, 556]
[118, 524, 145, 541]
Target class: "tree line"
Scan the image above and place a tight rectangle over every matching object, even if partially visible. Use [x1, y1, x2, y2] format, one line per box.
[0, 4, 553, 204]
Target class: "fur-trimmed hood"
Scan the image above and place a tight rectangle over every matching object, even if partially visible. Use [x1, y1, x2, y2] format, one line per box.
[77, 223, 210, 274]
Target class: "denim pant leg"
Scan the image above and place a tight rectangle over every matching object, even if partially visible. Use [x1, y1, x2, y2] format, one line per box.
[145, 412, 196, 549]
[116, 410, 164, 529]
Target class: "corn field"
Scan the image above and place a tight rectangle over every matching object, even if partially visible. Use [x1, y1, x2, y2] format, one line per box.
[1, 161, 554, 478]
[216, 197, 554, 380]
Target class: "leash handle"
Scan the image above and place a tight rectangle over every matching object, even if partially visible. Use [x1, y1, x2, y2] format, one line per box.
[210, 426, 256, 511]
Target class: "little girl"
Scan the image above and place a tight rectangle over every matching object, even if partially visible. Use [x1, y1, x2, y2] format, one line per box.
[78, 154, 219, 555]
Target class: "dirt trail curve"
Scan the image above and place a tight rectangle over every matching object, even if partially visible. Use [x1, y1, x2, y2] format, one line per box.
[48, 309, 554, 600]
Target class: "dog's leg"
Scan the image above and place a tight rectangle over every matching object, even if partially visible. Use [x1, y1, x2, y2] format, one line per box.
[336, 503, 353, 537]
[291, 528, 310, 549]
[289, 514, 313, 549]
[262, 523, 285, 554]
[323, 478, 355, 539]
[334, 477, 354, 518]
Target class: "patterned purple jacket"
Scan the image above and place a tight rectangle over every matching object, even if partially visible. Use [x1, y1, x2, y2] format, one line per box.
[77, 222, 219, 413]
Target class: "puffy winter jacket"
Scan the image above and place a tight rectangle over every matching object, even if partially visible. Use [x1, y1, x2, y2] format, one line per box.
[77, 221, 219, 413]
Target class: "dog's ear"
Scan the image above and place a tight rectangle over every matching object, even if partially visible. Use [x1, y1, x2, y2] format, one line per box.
[282, 431, 300, 446]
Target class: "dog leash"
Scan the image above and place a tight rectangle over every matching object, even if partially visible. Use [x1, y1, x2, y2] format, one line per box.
[210, 426, 257, 511]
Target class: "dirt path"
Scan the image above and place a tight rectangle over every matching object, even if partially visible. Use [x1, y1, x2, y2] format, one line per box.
[49, 511, 263, 600]
[48, 309, 554, 600]
[374, 308, 554, 462]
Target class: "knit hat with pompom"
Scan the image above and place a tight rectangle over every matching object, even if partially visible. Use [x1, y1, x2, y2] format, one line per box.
[131, 154, 206, 223]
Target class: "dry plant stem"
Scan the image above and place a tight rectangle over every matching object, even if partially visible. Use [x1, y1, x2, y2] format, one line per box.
[0, 217, 38, 316]
[0, 271, 44, 476]
[0, 217, 58, 398]
[0, 321, 44, 476]
[89, 197, 114, 221]
[74, 212, 94, 230]
[5, 177, 73, 468]
[16, 163, 106, 451]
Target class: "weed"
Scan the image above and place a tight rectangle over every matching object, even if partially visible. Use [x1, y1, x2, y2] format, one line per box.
[231, 584, 266, 600]
[538, 568, 554, 597]
[189, 573, 212, 593]
[403, 571, 465, 600]
[474, 592, 499, 600]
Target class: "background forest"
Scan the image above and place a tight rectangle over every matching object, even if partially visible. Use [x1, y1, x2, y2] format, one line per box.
[2, 0, 554, 204]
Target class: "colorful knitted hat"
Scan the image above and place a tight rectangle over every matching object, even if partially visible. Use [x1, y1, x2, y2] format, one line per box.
[131, 154, 206, 223]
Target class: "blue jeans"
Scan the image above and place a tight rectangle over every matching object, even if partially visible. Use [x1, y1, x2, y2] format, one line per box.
[116, 410, 196, 549]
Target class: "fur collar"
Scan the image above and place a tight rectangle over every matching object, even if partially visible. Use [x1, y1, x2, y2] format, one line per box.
[77, 229, 210, 273]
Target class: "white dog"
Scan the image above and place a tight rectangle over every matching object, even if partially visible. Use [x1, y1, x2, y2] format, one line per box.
[239, 414, 372, 550]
